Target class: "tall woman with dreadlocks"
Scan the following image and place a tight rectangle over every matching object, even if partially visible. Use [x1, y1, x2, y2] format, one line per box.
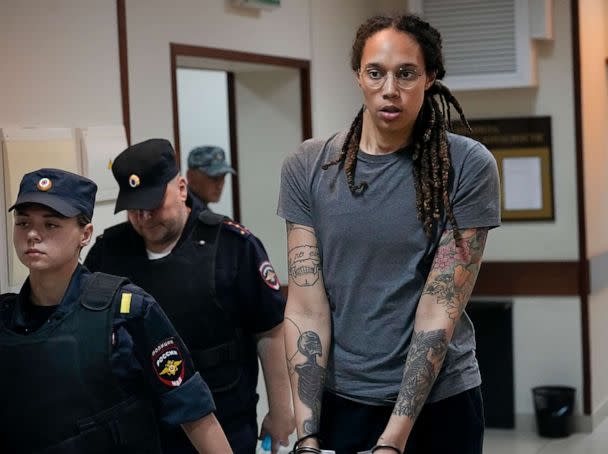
[278, 14, 500, 454]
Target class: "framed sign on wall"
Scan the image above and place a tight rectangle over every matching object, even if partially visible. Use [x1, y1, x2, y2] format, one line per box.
[453, 116, 554, 222]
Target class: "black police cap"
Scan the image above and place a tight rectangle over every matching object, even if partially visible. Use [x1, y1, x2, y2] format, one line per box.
[9, 168, 97, 220]
[112, 138, 178, 213]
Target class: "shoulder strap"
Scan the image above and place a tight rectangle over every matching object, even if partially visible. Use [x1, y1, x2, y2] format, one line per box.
[198, 209, 229, 226]
[194, 210, 229, 246]
[80, 272, 130, 311]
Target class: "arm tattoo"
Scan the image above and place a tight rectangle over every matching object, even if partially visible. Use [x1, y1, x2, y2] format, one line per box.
[393, 329, 448, 418]
[285, 317, 325, 434]
[287, 222, 321, 287]
[286, 221, 314, 236]
[423, 229, 488, 321]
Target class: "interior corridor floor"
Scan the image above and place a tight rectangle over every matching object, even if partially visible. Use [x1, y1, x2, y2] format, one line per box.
[484, 417, 608, 453]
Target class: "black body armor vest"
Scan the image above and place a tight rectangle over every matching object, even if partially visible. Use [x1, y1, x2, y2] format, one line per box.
[0, 273, 161, 454]
[97, 211, 247, 398]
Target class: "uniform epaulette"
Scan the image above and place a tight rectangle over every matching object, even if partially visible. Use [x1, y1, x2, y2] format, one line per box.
[114, 285, 147, 319]
[222, 219, 251, 237]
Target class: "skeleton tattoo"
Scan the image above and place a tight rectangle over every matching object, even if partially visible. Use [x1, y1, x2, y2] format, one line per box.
[286, 317, 325, 435]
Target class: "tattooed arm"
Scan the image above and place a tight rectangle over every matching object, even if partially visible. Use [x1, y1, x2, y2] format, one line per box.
[376, 228, 488, 453]
[284, 221, 331, 449]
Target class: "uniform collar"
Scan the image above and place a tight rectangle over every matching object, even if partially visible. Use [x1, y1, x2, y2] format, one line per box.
[12, 264, 88, 330]
[173, 191, 205, 250]
[188, 191, 208, 211]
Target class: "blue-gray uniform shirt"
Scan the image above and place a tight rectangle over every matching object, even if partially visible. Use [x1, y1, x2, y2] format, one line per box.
[0, 264, 216, 425]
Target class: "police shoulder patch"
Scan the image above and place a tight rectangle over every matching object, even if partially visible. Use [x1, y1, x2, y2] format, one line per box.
[222, 219, 251, 237]
[259, 260, 281, 291]
[151, 338, 185, 387]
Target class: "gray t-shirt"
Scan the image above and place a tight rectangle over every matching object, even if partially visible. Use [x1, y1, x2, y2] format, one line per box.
[277, 131, 500, 404]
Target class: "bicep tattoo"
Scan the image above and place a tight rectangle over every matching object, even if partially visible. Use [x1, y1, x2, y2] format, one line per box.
[393, 328, 448, 418]
[423, 228, 488, 321]
[286, 222, 321, 287]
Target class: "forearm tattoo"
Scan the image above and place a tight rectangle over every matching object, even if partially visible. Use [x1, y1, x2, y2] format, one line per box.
[287, 222, 321, 287]
[285, 317, 325, 435]
[393, 329, 448, 418]
[422, 228, 488, 321]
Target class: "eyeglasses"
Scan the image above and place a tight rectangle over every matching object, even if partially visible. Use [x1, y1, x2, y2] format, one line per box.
[359, 66, 424, 90]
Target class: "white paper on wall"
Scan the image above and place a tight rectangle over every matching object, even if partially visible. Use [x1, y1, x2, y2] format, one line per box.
[78, 126, 127, 202]
[0, 127, 79, 289]
[502, 156, 543, 211]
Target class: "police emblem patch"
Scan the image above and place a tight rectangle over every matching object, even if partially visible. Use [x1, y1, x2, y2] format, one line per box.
[151, 338, 185, 387]
[259, 260, 281, 291]
[37, 178, 52, 192]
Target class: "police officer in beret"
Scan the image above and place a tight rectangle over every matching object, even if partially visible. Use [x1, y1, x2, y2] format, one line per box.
[0, 168, 232, 454]
[186, 146, 236, 208]
[85, 139, 294, 454]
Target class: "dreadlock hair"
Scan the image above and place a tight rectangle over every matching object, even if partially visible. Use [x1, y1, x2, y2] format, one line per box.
[322, 14, 470, 242]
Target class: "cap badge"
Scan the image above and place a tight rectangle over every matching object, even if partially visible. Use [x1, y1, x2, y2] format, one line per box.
[37, 178, 53, 192]
[129, 174, 141, 188]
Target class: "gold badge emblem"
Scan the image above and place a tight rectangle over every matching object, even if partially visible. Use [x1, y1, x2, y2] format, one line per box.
[152, 338, 185, 387]
[37, 178, 52, 192]
[159, 360, 183, 377]
[129, 174, 140, 188]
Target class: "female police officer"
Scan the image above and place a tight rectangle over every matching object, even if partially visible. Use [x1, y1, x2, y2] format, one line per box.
[0, 168, 232, 453]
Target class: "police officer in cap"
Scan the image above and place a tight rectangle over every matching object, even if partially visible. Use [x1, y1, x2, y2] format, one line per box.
[186, 146, 236, 208]
[85, 139, 294, 454]
[0, 168, 231, 454]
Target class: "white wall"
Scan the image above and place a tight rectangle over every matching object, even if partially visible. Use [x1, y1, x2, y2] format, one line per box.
[0, 0, 122, 127]
[126, 0, 406, 142]
[235, 68, 301, 283]
[0, 0, 125, 286]
[454, 0, 578, 262]
[176, 68, 235, 217]
[126, 0, 311, 143]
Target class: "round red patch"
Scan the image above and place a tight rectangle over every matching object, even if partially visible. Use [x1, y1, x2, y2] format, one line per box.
[151, 338, 185, 387]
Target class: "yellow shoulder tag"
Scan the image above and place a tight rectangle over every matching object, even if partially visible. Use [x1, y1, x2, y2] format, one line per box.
[120, 292, 132, 314]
